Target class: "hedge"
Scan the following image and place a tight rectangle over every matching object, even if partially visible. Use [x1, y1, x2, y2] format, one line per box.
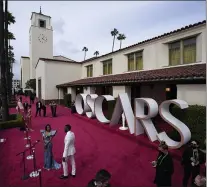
[64, 94, 72, 108]
[106, 101, 206, 149]
[0, 114, 24, 129]
[168, 105, 206, 149]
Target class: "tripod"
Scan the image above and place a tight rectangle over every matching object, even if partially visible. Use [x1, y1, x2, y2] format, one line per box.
[16, 150, 29, 180]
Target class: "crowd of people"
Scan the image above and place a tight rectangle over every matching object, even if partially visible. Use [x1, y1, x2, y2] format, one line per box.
[14, 95, 207, 187]
[152, 140, 206, 187]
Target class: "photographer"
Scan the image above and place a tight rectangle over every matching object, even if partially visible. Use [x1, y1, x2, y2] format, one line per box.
[182, 140, 205, 187]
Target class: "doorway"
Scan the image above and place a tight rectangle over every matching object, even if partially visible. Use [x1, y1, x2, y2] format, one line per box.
[131, 85, 141, 111]
[166, 84, 177, 100]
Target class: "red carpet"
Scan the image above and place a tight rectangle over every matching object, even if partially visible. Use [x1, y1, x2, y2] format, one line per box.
[0, 97, 184, 187]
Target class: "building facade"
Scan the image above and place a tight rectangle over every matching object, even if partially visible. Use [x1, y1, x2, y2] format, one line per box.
[20, 9, 53, 89]
[57, 21, 206, 106]
[12, 79, 20, 90]
[20, 10, 206, 106]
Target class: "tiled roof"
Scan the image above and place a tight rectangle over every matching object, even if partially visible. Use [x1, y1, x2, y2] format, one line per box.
[56, 63, 206, 88]
[81, 20, 206, 64]
[35, 58, 81, 68]
[21, 56, 30, 59]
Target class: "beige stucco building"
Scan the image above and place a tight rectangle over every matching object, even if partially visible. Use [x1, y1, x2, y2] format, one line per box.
[57, 20, 206, 106]
[21, 10, 206, 106]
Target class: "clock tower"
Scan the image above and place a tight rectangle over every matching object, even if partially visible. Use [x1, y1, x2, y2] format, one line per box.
[29, 8, 53, 79]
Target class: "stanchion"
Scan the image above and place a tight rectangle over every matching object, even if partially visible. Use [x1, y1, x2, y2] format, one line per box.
[38, 169, 42, 187]
[16, 150, 29, 180]
[27, 138, 34, 160]
[24, 128, 30, 140]
[25, 136, 31, 148]
[30, 148, 39, 177]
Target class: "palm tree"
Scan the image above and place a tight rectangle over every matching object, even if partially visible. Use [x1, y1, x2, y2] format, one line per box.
[94, 51, 99, 57]
[111, 28, 119, 52]
[82, 47, 88, 61]
[117, 34, 126, 49]
[0, 0, 9, 121]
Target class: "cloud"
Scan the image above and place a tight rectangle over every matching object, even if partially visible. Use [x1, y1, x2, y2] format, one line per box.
[53, 18, 65, 35]
[54, 40, 81, 58]
[8, 1, 205, 79]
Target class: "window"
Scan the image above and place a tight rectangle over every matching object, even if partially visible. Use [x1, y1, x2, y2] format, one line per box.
[169, 42, 180, 66]
[39, 19, 46, 28]
[86, 65, 93, 77]
[169, 37, 196, 66]
[128, 51, 143, 71]
[183, 38, 196, 64]
[103, 59, 112, 75]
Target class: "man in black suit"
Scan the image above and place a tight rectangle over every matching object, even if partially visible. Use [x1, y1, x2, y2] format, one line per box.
[181, 140, 205, 187]
[42, 103, 46, 117]
[35, 100, 42, 117]
[153, 141, 174, 187]
[87, 169, 111, 187]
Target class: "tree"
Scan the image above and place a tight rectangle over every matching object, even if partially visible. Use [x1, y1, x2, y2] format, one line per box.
[117, 34, 126, 49]
[82, 47, 88, 60]
[0, 0, 9, 121]
[25, 79, 36, 90]
[111, 28, 119, 52]
[94, 51, 99, 57]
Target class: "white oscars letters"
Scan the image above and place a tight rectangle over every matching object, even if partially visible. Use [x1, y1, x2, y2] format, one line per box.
[75, 93, 191, 149]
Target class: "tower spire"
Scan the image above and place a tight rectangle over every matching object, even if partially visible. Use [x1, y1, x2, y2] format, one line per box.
[40, 6, 42, 14]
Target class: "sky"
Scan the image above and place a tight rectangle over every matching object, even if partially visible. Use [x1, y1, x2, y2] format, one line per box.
[8, 1, 206, 79]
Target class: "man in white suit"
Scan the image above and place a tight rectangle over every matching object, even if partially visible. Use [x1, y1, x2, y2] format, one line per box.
[60, 124, 76, 179]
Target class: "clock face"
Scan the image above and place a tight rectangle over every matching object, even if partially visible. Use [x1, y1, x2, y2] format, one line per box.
[38, 34, 47, 43]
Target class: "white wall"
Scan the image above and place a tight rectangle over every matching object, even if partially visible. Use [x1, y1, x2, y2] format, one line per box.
[81, 24, 206, 78]
[29, 13, 53, 79]
[83, 87, 96, 94]
[20, 57, 30, 89]
[44, 61, 81, 100]
[113, 86, 131, 100]
[36, 60, 46, 99]
[177, 84, 206, 106]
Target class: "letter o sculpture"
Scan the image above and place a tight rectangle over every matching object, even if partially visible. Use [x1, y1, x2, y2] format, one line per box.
[94, 95, 115, 123]
[75, 94, 90, 115]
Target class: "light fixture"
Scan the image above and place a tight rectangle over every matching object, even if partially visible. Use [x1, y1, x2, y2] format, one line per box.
[166, 88, 171, 92]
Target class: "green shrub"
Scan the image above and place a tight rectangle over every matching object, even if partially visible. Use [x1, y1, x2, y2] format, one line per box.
[0, 114, 24, 129]
[168, 105, 206, 148]
[64, 94, 72, 108]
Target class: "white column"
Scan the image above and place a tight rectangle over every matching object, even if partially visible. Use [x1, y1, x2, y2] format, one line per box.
[113, 86, 131, 99]
[84, 87, 96, 94]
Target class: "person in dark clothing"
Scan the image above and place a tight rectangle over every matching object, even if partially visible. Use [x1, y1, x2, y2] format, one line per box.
[30, 93, 35, 104]
[50, 101, 57, 117]
[20, 96, 22, 103]
[182, 140, 205, 187]
[49, 101, 54, 117]
[152, 141, 174, 187]
[23, 101, 29, 116]
[52, 101, 57, 117]
[71, 101, 76, 114]
[87, 169, 111, 187]
[42, 103, 47, 117]
[35, 100, 42, 117]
